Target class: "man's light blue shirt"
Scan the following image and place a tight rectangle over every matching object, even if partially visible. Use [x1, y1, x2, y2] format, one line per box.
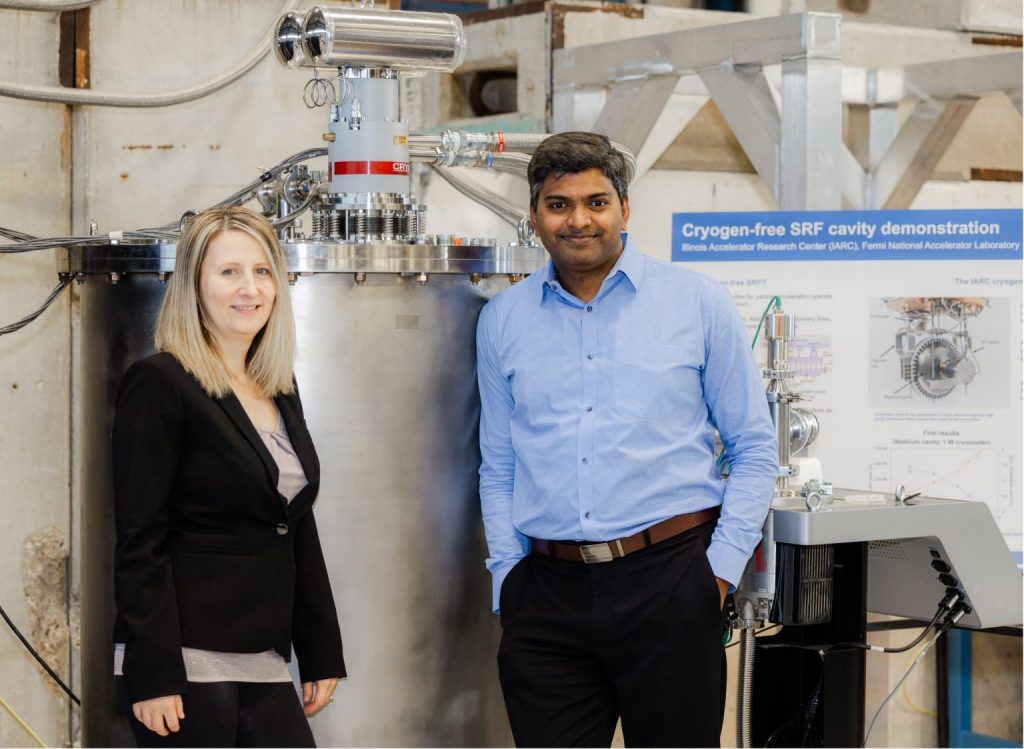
[476, 241, 778, 612]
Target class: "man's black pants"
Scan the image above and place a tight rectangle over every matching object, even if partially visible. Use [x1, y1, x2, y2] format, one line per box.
[497, 522, 726, 748]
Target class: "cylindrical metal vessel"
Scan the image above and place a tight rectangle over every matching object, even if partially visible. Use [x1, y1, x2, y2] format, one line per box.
[300, 6, 466, 72]
[70, 242, 545, 746]
[273, 11, 309, 68]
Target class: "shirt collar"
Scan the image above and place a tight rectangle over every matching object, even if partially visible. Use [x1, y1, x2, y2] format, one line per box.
[542, 235, 645, 300]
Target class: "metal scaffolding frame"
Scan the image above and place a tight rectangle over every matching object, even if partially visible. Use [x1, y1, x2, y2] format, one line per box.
[843, 51, 1022, 209]
[551, 12, 1022, 211]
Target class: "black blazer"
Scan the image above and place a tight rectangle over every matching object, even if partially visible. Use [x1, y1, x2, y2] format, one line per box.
[112, 352, 345, 702]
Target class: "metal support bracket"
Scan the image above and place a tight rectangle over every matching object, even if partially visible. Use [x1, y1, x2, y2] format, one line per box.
[592, 74, 681, 159]
[843, 50, 1022, 209]
[872, 97, 978, 209]
[554, 12, 843, 210]
[699, 64, 781, 198]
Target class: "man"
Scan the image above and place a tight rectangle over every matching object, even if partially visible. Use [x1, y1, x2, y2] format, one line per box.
[476, 131, 778, 747]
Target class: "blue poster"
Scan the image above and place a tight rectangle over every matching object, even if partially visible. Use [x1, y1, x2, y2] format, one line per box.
[671, 209, 1022, 262]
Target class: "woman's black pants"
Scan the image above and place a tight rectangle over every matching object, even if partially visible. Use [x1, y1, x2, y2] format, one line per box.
[115, 677, 315, 747]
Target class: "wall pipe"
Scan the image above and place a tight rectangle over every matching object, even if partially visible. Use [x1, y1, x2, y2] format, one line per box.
[0, 0, 297, 107]
[0, 0, 97, 9]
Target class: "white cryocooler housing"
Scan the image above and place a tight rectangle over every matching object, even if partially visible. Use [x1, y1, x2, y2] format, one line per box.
[273, 5, 468, 239]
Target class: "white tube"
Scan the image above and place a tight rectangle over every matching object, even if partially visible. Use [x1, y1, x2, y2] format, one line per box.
[0, 0, 297, 107]
[0, 0, 97, 9]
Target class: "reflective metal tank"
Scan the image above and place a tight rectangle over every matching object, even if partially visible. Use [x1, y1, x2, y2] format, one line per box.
[67, 241, 544, 746]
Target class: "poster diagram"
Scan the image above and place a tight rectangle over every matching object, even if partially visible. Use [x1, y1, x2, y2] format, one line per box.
[789, 337, 833, 379]
[868, 296, 1009, 408]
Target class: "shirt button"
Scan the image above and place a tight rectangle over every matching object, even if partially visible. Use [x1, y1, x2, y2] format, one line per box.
[586, 306, 593, 312]
[587, 354, 594, 360]
[585, 512, 591, 519]
[276, 523, 289, 536]
[582, 457, 589, 464]
[585, 405, 593, 412]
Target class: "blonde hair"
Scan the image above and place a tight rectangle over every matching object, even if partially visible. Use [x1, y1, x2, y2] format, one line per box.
[154, 206, 296, 397]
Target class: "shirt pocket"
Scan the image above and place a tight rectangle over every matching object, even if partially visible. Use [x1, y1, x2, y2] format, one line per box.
[611, 343, 701, 420]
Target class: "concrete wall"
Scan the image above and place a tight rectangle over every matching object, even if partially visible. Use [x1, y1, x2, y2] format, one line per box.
[0, 9, 72, 748]
[1, 1, 322, 744]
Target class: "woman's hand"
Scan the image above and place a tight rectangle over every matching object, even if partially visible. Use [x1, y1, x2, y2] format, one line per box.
[132, 695, 185, 736]
[302, 678, 339, 717]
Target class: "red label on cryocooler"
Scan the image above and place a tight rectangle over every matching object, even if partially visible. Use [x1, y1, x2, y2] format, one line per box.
[331, 161, 410, 177]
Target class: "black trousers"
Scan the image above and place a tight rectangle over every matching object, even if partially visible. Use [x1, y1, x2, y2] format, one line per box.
[115, 677, 315, 748]
[498, 522, 726, 748]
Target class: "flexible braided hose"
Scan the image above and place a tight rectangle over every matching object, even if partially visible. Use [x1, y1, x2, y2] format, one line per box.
[737, 626, 755, 749]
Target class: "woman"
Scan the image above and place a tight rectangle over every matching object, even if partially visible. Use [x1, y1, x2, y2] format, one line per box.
[112, 206, 345, 746]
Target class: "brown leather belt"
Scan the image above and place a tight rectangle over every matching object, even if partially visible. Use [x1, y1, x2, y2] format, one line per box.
[531, 508, 719, 564]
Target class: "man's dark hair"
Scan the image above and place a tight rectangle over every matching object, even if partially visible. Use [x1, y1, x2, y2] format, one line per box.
[527, 132, 633, 210]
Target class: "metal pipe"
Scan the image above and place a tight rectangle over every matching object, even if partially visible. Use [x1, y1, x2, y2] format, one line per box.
[298, 6, 466, 72]
[765, 309, 796, 493]
[0, 0, 298, 107]
[736, 613, 756, 749]
[0, 0, 97, 9]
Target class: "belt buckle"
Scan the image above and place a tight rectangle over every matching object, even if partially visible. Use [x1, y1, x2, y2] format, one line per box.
[579, 542, 614, 564]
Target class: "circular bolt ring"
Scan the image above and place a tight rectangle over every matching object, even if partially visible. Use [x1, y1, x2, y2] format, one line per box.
[805, 492, 823, 512]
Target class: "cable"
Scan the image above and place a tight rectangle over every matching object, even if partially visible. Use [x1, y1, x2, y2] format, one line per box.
[271, 185, 318, 229]
[765, 669, 824, 748]
[760, 591, 961, 656]
[0, 226, 37, 241]
[144, 147, 329, 231]
[725, 623, 781, 649]
[430, 165, 525, 228]
[0, 694, 46, 748]
[862, 617, 958, 748]
[757, 615, 940, 656]
[0, 0, 96, 9]
[0, 231, 175, 254]
[2, 147, 328, 252]
[901, 677, 938, 719]
[0, 602, 80, 705]
[0, 0, 297, 107]
[0, 277, 72, 338]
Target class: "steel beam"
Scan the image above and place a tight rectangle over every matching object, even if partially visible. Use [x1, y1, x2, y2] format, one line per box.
[699, 64, 781, 200]
[846, 103, 899, 171]
[1008, 88, 1022, 117]
[553, 13, 841, 91]
[591, 74, 681, 157]
[553, 13, 842, 209]
[781, 54, 843, 210]
[847, 51, 1024, 105]
[840, 145, 865, 210]
[872, 97, 978, 209]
